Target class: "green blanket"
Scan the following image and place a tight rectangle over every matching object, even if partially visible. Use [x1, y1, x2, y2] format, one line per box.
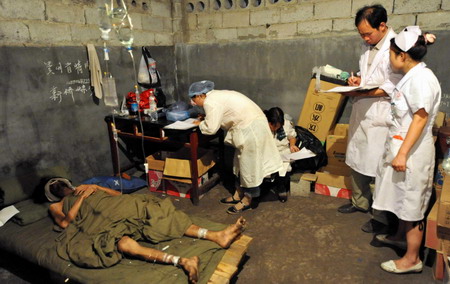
[55, 192, 226, 283]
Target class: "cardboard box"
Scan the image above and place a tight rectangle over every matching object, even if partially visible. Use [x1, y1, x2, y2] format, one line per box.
[435, 160, 446, 190]
[314, 183, 351, 199]
[426, 200, 439, 250]
[161, 174, 209, 198]
[333, 124, 349, 137]
[325, 124, 349, 166]
[437, 175, 450, 240]
[146, 148, 215, 180]
[314, 164, 352, 199]
[163, 148, 215, 179]
[297, 77, 347, 142]
[326, 135, 347, 165]
[148, 170, 163, 191]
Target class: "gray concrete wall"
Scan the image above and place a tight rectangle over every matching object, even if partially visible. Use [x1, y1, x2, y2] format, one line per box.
[175, 30, 450, 123]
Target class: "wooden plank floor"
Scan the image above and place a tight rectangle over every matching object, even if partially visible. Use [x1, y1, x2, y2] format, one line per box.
[208, 235, 253, 284]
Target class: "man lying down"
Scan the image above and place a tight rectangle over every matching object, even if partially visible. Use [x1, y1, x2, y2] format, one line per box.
[41, 178, 246, 284]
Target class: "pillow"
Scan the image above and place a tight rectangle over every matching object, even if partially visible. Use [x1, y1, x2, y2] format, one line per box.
[0, 166, 70, 207]
[12, 199, 50, 226]
[81, 176, 147, 194]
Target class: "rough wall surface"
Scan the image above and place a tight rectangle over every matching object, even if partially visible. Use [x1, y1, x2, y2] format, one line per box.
[0, 0, 173, 47]
[180, 0, 450, 43]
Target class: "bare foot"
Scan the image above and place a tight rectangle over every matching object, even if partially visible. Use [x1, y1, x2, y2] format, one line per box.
[179, 256, 199, 284]
[216, 217, 247, 248]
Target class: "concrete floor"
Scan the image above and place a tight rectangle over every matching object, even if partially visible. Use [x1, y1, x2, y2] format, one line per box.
[0, 183, 441, 283]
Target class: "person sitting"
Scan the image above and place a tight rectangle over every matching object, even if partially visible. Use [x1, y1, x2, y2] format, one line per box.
[264, 107, 299, 202]
[43, 178, 246, 284]
[189, 80, 283, 214]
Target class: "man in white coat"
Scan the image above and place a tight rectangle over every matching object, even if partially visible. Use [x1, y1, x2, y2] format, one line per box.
[337, 5, 402, 233]
[189, 80, 283, 214]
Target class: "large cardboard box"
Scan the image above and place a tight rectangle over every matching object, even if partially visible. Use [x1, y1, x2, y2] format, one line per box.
[297, 77, 347, 142]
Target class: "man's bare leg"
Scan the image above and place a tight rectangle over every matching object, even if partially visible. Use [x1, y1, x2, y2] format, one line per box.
[117, 236, 199, 283]
[184, 217, 246, 248]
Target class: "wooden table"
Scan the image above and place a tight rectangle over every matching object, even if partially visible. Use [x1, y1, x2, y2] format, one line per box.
[104, 114, 224, 205]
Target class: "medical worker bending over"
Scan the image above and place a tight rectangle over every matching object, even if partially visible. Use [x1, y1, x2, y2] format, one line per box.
[189, 81, 283, 214]
[373, 27, 440, 274]
[338, 4, 401, 234]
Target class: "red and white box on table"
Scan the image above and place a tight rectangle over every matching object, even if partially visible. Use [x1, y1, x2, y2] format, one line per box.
[146, 148, 215, 198]
[314, 124, 353, 199]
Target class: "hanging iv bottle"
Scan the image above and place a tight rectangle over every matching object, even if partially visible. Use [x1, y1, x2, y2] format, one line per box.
[111, 0, 128, 29]
[96, 0, 112, 40]
[117, 16, 134, 50]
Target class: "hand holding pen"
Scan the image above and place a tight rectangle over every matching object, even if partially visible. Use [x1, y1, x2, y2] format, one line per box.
[347, 71, 361, 86]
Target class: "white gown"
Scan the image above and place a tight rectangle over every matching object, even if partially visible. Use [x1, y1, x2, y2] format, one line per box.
[373, 63, 441, 221]
[345, 28, 402, 176]
[272, 117, 297, 177]
[199, 90, 283, 188]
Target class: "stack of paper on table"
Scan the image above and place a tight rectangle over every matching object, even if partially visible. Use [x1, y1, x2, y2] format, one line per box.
[163, 118, 199, 130]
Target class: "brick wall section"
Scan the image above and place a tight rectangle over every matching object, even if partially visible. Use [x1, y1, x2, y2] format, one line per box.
[0, 0, 449, 46]
[0, 0, 173, 47]
[181, 0, 450, 44]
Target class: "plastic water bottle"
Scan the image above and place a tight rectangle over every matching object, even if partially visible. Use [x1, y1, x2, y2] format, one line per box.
[443, 137, 450, 175]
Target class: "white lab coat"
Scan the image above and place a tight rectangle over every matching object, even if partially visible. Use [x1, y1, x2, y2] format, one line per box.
[346, 28, 402, 177]
[373, 63, 441, 221]
[199, 90, 283, 188]
[272, 117, 297, 177]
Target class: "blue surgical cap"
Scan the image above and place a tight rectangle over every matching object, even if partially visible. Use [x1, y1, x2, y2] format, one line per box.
[188, 80, 215, 98]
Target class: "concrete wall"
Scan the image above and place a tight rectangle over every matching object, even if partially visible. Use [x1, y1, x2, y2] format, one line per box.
[180, 0, 450, 43]
[0, 0, 173, 46]
[175, 0, 450, 122]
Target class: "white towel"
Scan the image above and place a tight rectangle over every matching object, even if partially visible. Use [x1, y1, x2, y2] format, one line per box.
[87, 44, 103, 99]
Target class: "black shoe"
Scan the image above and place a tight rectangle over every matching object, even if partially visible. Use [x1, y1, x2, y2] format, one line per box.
[338, 203, 368, 214]
[219, 196, 240, 205]
[227, 201, 252, 214]
[361, 219, 388, 234]
[278, 191, 288, 203]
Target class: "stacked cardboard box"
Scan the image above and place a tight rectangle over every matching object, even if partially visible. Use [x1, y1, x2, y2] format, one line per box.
[297, 76, 347, 142]
[146, 148, 215, 198]
[314, 124, 353, 199]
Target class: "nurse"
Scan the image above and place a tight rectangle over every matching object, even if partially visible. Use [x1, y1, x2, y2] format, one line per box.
[189, 81, 283, 214]
[373, 27, 440, 274]
[337, 4, 401, 234]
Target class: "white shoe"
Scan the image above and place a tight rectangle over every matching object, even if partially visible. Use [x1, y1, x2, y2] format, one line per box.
[380, 260, 423, 274]
[375, 234, 407, 250]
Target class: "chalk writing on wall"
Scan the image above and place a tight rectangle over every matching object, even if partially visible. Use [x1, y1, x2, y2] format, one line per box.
[43, 60, 91, 103]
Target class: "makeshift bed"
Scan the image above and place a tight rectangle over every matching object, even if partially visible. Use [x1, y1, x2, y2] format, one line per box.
[0, 167, 251, 284]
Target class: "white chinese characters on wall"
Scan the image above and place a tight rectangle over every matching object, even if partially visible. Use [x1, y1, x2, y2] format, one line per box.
[43, 60, 91, 103]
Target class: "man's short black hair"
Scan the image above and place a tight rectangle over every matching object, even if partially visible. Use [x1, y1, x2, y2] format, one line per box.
[355, 4, 387, 29]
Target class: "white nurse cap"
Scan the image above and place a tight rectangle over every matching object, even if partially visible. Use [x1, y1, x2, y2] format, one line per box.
[394, 26, 422, 52]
